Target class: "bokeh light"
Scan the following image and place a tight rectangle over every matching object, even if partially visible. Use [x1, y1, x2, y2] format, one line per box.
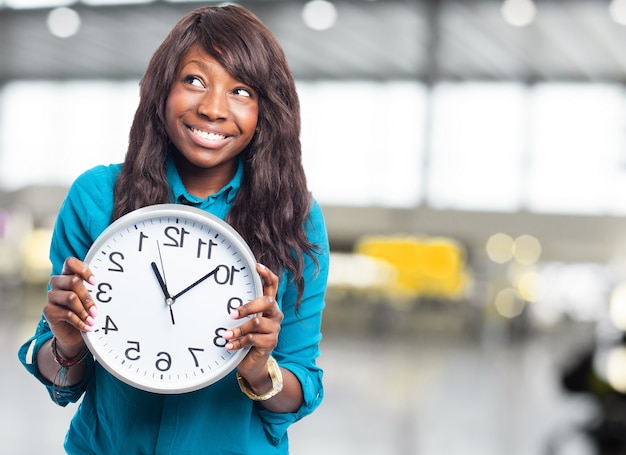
[610, 283, 626, 330]
[486, 232, 514, 263]
[494, 287, 525, 318]
[513, 234, 541, 265]
[302, 0, 338, 31]
[501, 0, 537, 27]
[47, 7, 81, 38]
[606, 346, 626, 393]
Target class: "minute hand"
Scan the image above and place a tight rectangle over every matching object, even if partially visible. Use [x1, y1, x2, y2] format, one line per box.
[172, 267, 219, 300]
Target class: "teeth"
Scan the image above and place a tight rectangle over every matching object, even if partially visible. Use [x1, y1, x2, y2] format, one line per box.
[192, 128, 225, 141]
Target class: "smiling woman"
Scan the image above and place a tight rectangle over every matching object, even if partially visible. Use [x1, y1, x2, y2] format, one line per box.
[16, 5, 330, 455]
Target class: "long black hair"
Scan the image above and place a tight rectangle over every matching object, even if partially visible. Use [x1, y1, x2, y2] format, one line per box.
[113, 5, 316, 307]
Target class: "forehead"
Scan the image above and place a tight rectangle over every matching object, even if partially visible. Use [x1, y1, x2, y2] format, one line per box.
[177, 45, 219, 69]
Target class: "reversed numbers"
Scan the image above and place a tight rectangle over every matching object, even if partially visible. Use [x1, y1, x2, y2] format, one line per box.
[107, 251, 125, 272]
[197, 238, 218, 260]
[163, 226, 190, 248]
[94, 282, 113, 303]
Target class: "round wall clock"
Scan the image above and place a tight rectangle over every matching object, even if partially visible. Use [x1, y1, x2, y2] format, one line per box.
[81, 204, 262, 394]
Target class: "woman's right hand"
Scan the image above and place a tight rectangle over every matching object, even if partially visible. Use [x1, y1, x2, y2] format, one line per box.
[44, 257, 97, 355]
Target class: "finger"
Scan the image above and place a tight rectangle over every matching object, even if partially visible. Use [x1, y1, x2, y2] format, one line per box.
[234, 296, 282, 323]
[256, 263, 278, 297]
[49, 274, 98, 323]
[224, 317, 279, 352]
[62, 256, 96, 285]
[45, 291, 95, 333]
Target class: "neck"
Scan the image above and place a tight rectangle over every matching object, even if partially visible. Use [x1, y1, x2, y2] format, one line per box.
[174, 156, 237, 199]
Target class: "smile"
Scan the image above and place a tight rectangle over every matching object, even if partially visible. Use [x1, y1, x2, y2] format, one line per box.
[191, 127, 226, 141]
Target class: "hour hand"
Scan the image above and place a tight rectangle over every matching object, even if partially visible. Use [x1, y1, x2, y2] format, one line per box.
[151, 262, 172, 301]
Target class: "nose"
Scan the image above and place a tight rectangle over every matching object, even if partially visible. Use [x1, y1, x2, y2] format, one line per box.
[198, 90, 228, 120]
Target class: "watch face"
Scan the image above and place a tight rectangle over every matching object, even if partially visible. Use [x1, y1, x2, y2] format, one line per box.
[82, 204, 262, 394]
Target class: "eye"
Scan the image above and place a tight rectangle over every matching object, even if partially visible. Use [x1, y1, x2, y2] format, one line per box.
[183, 75, 205, 88]
[233, 87, 253, 98]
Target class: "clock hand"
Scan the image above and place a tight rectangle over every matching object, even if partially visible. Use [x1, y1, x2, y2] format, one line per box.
[172, 267, 219, 300]
[151, 262, 171, 299]
[150, 261, 176, 325]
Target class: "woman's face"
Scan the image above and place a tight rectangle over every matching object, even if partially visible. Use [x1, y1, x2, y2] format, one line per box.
[165, 45, 259, 177]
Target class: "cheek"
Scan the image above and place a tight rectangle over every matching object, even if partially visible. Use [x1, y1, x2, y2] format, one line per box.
[164, 97, 178, 135]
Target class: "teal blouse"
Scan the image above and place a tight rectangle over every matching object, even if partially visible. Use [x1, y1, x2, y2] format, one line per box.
[18, 157, 329, 455]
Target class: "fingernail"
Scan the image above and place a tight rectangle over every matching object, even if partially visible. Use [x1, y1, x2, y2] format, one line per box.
[222, 330, 234, 340]
[258, 263, 266, 269]
[89, 306, 98, 318]
[84, 325, 93, 332]
[86, 316, 95, 326]
[229, 310, 239, 320]
[225, 343, 234, 351]
[88, 275, 97, 285]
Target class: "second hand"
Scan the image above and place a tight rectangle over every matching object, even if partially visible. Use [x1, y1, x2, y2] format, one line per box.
[157, 241, 175, 325]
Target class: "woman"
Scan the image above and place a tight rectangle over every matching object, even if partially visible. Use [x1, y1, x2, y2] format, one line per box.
[18, 5, 329, 454]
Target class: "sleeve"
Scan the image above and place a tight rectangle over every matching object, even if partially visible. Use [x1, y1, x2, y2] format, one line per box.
[255, 199, 330, 444]
[17, 315, 95, 407]
[16, 165, 117, 406]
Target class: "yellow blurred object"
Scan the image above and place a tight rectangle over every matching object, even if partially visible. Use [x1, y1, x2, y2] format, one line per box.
[355, 235, 467, 299]
[20, 228, 53, 284]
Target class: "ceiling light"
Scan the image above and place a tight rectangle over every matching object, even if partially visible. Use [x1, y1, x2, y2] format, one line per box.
[302, 0, 337, 31]
[47, 7, 81, 39]
[610, 0, 626, 25]
[501, 0, 537, 27]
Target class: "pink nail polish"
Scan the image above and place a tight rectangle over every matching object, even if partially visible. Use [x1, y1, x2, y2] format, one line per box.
[225, 343, 234, 351]
[229, 310, 239, 320]
[86, 316, 95, 326]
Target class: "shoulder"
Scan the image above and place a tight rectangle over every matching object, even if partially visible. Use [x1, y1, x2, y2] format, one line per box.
[66, 164, 121, 210]
[305, 197, 328, 245]
[52, 164, 122, 262]
[72, 163, 122, 191]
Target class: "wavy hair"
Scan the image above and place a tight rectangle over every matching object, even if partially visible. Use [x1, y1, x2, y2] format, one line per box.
[113, 5, 316, 307]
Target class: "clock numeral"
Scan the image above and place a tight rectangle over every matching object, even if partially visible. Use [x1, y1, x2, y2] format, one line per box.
[197, 238, 218, 259]
[102, 315, 118, 335]
[125, 340, 141, 361]
[163, 226, 190, 248]
[227, 297, 243, 314]
[188, 347, 205, 367]
[213, 327, 227, 348]
[155, 351, 172, 372]
[213, 264, 241, 286]
[107, 251, 124, 272]
[95, 283, 113, 303]
[138, 231, 149, 252]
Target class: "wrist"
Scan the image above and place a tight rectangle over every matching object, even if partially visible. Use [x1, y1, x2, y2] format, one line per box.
[52, 338, 87, 363]
[237, 356, 283, 401]
[245, 365, 273, 394]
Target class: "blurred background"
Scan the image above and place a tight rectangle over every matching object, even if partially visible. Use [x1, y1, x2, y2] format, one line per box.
[4, 0, 626, 453]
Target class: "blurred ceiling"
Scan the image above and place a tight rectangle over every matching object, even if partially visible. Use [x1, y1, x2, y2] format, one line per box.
[2, 0, 626, 83]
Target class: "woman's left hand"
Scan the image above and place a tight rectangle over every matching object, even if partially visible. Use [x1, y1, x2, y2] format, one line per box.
[223, 263, 282, 380]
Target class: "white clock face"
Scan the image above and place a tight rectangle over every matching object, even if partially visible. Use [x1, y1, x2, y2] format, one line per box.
[82, 204, 262, 394]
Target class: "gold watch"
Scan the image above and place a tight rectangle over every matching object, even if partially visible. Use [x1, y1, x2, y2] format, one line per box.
[236, 356, 284, 401]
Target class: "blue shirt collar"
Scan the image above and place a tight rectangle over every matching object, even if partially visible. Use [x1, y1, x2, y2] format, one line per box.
[165, 154, 243, 205]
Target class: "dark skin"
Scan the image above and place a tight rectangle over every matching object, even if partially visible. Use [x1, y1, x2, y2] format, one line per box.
[37, 46, 304, 414]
